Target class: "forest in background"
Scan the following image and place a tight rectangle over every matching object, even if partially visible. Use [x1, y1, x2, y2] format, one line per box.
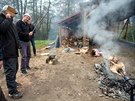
[0, 0, 84, 40]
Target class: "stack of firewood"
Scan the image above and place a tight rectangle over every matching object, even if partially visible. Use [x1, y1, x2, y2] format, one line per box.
[83, 36, 90, 47]
[62, 37, 82, 47]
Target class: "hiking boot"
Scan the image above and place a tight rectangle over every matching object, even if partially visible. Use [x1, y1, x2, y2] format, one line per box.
[26, 66, 31, 70]
[8, 91, 23, 99]
[21, 70, 27, 74]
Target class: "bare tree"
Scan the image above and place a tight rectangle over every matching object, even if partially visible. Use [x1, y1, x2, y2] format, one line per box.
[46, 0, 51, 39]
[0, 0, 80, 40]
[23, 0, 28, 13]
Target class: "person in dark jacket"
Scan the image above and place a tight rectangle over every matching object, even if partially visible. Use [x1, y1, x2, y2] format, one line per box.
[0, 50, 3, 69]
[0, 49, 7, 101]
[16, 13, 33, 74]
[28, 19, 36, 56]
[0, 5, 22, 99]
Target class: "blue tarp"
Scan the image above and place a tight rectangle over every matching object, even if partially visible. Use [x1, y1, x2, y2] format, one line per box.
[129, 16, 135, 26]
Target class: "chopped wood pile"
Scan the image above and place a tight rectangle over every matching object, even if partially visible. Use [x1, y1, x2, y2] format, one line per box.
[83, 36, 90, 47]
[62, 37, 83, 48]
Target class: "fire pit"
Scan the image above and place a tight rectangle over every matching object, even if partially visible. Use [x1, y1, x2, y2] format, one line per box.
[95, 63, 128, 99]
[94, 56, 135, 101]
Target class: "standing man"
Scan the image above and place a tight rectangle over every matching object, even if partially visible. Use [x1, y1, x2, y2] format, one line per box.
[0, 5, 22, 99]
[16, 13, 33, 74]
[28, 19, 36, 56]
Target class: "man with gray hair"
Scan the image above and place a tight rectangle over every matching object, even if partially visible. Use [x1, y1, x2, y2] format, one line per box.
[16, 13, 33, 74]
[0, 5, 22, 99]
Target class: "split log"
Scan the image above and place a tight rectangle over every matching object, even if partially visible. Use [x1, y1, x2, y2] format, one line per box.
[108, 56, 126, 76]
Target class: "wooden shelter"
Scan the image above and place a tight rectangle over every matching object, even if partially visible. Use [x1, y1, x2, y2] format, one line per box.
[58, 12, 90, 47]
[58, 0, 135, 47]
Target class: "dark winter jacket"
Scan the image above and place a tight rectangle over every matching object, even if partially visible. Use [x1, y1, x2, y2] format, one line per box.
[29, 23, 35, 39]
[0, 28, 2, 60]
[16, 20, 30, 42]
[0, 49, 3, 60]
[0, 13, 20, 58]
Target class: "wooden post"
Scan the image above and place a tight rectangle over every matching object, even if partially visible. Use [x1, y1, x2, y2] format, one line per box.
[83, 10, 89, 47]
[124, 20, 129, 40]
[58, 26, 62, 47]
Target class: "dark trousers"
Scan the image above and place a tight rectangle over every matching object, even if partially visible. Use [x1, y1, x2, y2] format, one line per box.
[20, 41, 31, 71]
[3, 58, 18, 94]
[0, 86, 7, 101]
[30, 38, 36, 55]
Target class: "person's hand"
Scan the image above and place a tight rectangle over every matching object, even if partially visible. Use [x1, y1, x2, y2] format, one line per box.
[29, 31, 33, 36]
[0, 60, 3, 69]
[5, 13, 12, 18]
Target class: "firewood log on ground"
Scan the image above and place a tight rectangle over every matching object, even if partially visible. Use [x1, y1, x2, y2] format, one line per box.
[74, 47, 89, 55]
[79, 47, 89, 54]
[108, 56, 126, 76]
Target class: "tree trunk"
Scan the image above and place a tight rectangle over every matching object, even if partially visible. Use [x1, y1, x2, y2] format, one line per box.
[46, 0, 51, 39]
[23, 0, 27, 14]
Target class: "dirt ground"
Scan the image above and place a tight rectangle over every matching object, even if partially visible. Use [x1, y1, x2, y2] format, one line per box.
[0, 41, 135, 101]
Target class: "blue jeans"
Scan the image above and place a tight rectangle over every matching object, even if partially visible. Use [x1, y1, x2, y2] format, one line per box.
[20, 41, 31, 71]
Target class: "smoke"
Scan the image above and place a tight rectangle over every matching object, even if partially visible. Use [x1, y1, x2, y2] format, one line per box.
[48, 17, 60, 40]
[66, 0, 86, 4]
[86, 0, 133, 58]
